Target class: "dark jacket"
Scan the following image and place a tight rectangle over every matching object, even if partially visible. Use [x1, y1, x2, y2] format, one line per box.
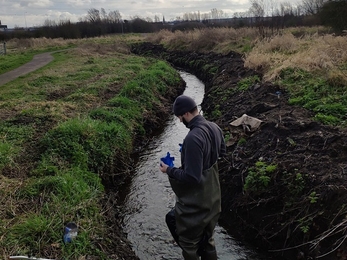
[167, 115, 226, 184]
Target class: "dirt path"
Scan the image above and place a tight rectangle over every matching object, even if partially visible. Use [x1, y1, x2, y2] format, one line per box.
[0, 52, 54, 86]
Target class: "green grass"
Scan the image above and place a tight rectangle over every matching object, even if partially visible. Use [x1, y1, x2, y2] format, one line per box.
[0, 38, 181, 259]
[237, 75, 261, 91]
[0, 123, 35, 171]
[8, 167, 104, 257]
[0, 42, 76, 75]
[0, 51, 36, 74]
[279, 68, 347, 126]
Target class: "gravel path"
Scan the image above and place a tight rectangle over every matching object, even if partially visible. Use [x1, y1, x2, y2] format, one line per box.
[0, 52, 54, 86]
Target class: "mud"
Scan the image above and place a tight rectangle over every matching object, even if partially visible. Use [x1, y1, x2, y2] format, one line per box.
[131, 42, 347, 260]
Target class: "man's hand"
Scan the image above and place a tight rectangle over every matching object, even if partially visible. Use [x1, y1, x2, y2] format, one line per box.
[159, 161, 169, 173]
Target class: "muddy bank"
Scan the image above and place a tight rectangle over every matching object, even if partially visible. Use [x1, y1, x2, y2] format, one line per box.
[131, 42, 347, 260]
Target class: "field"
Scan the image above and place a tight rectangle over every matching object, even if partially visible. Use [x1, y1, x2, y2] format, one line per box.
[1, 26, 347, 259]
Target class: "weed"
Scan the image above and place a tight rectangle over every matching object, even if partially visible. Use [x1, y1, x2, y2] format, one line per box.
[244, 161, 277, 193]
[282, 170, 306, 196]
[298, 216, 313, 234]
[300, 224, 310, 234]
[309, 191, 318, 204]
[202, 64, 218, 75]
[211, 104, 222, 118]
[224, 132, 231, 143]
[237, 75, 260, 91]
[238, 137, 247, 145]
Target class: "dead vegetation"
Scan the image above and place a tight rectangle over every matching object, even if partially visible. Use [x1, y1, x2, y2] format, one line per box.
[145, 26, 347, 87]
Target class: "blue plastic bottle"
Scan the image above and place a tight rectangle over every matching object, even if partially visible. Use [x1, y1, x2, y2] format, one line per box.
[63, 222, 78, 243]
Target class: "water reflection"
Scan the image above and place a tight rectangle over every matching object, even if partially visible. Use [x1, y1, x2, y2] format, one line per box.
[122, 71, 262, 260]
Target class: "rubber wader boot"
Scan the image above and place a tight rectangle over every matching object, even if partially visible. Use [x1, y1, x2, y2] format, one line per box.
[200, 249, 218, 260]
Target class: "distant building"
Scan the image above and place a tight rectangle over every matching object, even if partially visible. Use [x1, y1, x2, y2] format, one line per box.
[0, 20, 8, 31]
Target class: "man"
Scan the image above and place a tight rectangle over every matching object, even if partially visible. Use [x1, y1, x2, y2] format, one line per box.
[159, 95, 226, 260]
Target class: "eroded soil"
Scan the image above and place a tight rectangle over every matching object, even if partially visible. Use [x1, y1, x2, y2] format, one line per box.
[131, 42, 347, 260]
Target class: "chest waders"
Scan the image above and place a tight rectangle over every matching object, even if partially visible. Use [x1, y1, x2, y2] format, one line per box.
[169, 162, 221, 260]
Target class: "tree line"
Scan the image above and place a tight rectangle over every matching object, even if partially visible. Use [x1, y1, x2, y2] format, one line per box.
[0, 0, 346, 41]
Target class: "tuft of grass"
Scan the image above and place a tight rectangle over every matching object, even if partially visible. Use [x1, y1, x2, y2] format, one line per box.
[0, 123, 34, 170]
[237, 75, 261, 91]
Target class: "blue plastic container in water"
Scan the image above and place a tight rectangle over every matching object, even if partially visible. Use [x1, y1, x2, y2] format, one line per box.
[160, 152, 175, 167]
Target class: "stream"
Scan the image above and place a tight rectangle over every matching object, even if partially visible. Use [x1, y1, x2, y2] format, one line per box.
[122, 71, 265, 260]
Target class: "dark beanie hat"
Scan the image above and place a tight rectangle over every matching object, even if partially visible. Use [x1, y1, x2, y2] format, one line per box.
[173, 95, 197, 116]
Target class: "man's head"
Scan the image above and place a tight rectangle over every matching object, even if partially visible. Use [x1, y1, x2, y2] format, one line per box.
[173, 95, 197, 117]
[173, 95, 198, 127]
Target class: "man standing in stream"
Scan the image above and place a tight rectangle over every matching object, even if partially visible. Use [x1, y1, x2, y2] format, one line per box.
[159, 95, 226, 260]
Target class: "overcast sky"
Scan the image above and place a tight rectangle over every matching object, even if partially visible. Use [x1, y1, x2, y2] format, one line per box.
[1, 0, 301, 29]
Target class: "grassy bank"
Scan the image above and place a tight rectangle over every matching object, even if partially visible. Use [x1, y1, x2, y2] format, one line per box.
[146, 27, 347, 126]
[0, 36, 183, 259]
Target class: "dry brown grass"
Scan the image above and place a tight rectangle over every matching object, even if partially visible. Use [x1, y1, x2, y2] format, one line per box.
[5, 34, 141, 53]
[145, 27, 261, 53]
[0, 175, 23, 223]
[73, 42, 131, 56]
[6, 37, 78, 51]
[245, 32, 347, 83]
[145, 26, 346, 86]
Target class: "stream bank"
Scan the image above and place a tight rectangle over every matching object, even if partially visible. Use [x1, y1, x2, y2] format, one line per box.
[121, 71, 267, 260]
[130, 42, 347, 260]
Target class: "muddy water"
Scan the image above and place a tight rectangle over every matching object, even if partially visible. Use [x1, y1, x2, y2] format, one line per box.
[122, 71, 264, 260]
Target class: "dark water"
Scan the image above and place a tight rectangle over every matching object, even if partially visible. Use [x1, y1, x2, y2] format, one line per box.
[122, 71, 264, 260]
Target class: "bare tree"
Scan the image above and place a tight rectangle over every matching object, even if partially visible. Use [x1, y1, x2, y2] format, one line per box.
[200, 12, 210, 21]
[280, 2, 294, 16]
[43, 19, 57, 27]
[295, 4, 304, 16]
[249, 0, 265, 17]
[218, 10, 224, 19]
[101, 8, 108, 22]
[249, 0, 266, 36]
[87, 8, 101, 23]
[145, 17, 153, 22]
[301, 0, 326, 15]
[268, 0, 276, 16]
[108, 10, 122, 23]
[210, 8, 219, 19]
[181, 11, 200, 21]
[233, 11, 250, 18]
